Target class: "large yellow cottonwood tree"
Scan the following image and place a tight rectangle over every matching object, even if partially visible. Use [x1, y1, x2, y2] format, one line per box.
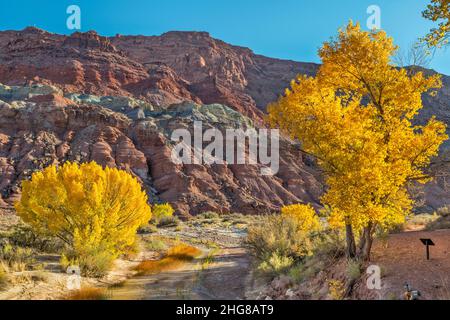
[15, 162, 151, 271]
[423, 0, 450, 48]
[268, 22, 448, 260]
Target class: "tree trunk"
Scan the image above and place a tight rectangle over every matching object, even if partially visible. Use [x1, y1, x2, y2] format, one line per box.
[359, 223, 374, 261]
[345, 224, 357, 259]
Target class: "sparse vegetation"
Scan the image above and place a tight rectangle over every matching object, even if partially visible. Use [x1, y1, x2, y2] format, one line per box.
[0, 243, 35, 272]
[426, 207, 450, 230]
[7, 224, 64, 253]
[0, 264, 8, 290]
[145, 238, 167, 252]
[246, 210, 322, 276]
[157, 216, 180, 228]
[258, 252, 294, 275]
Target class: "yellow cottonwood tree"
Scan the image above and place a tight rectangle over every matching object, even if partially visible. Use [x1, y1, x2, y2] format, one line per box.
[423, 0, 450, 48]
[15, 162, 151, 274]
[269, 22, 448, 260]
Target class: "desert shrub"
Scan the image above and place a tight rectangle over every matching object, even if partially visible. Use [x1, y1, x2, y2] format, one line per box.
[152, 203, 175, 224]
[0, 264, 7, 290]
[258, 252, 294, 275]
[425, 206, 450, 231]
[246, 212, 321, 264]
[437, 205, 450, 217]
[312, 231, 346, 261]
[138, 223, 158, 234]
[145, 238, 167, 252]
[346, 259, 362, 281]
[15, 162, 152, 277]
[288, 259, 326, 283]
[60, 244, 116, 278]
[426, 216, 450, 231]
[8, 224, 64, 253]
[198, 212, 220, 220]
[157, 216, 180, 228]
[0, 243, 35, 272]
[31, 270, 49, 283]
[401, 213, 439, 231]
[328, 279, 345, 300]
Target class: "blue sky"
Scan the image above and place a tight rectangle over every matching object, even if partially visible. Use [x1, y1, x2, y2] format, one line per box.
[0, 0, 448, 74]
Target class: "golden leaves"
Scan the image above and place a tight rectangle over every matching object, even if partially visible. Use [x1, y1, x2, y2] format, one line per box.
[15, 161, 152, 263]
[269, 21, 448, 232]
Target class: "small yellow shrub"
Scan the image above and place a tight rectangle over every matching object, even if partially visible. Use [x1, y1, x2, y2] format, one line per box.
[152, 203, 174, 223]
[328, 279, 346, 300]
[281, 204, 321, 232]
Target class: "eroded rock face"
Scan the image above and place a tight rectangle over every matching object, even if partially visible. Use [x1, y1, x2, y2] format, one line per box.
[0, 28, 318, 123]
[0, 28, 448, 214]
[0, 89, 323, 216]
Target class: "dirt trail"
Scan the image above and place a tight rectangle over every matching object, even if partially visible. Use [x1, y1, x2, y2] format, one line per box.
[368, 229, 450, 300]
[109, 247, 251, 300]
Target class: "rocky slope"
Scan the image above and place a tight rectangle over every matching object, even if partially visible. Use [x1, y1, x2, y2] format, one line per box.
[0, 85, 322, 216]
[0, 27, 318, 123]
[0, 27, 448, 214]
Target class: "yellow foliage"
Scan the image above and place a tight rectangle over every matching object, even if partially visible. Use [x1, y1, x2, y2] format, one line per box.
[15, 162, 152, 274]
[328, 279, 346, 300]
[423, 0, 450, 47]
[281, 204, 322, 232]
[268, 22, 448, 246]
[152, 203, 175, 223]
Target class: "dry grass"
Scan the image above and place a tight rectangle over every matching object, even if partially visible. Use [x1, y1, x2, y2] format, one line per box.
[402, 213, 440, 231]
[166, 244, 201, 260]
[66, 287, 109, 300]
[0, 264, 7, 290]
[134, 244, 201, 275]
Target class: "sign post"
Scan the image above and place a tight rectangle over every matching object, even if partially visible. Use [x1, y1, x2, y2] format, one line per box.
[420, 239, 435, 260]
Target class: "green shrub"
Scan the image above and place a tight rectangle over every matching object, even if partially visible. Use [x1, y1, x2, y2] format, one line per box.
[312, 231, 346, 261]
[288, 258, 325, 283]
[157, 216, 180, 228]
[61, 245, 114, 278]
[258, 252, 294, 275]
[198, 212, 220, 220]
[346, 259, 362, 281]
[145, 238, 167, 252]
[7, 224, 64, 253]
[138, 224, 158, 234]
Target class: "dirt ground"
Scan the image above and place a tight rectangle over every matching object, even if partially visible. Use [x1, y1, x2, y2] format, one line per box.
[369, 229, 450, 300]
